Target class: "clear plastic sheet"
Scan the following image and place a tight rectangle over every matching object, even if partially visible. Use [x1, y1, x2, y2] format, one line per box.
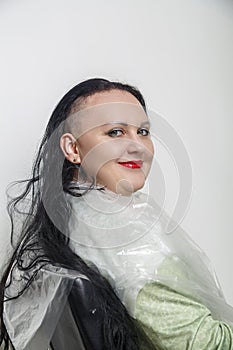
[3, 189, 233, 349]
[4, 266, 88, 350]
[68, 189, 233, 323]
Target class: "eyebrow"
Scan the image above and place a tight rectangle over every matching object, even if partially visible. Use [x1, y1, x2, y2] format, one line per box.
[102, 120, 151, 127]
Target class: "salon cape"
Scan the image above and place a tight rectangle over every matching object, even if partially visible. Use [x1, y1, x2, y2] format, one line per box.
[3, 189, 233, 349]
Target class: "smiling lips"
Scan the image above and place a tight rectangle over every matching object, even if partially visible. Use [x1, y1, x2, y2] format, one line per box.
[117, 160, 143, 169]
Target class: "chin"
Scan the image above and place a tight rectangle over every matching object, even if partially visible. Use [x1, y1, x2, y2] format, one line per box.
[114, 176, 145, 195]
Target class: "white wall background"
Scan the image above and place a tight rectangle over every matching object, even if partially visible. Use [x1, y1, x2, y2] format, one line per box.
[0, 0, 233, 304]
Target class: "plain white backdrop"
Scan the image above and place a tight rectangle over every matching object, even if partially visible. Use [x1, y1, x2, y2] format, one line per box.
[0, 0, 233, 304]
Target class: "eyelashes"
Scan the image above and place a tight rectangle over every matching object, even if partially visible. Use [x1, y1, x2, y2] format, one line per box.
[107, 128, 124, 137]
[106, 128, 150, 138]
[137, 128, 150, 136]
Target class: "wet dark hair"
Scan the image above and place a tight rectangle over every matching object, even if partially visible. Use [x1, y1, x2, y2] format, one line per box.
[0, 78, 154, 349]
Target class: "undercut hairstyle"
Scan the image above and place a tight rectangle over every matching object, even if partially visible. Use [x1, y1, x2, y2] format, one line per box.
[0, 78, 155, 349]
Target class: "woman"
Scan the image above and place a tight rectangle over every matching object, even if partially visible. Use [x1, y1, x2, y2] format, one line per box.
[1, 78, 233, 350]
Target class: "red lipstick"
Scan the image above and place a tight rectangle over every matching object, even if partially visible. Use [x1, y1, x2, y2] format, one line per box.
[117, 160, 143, 169]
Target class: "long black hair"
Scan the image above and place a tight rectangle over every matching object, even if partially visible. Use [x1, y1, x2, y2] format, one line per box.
[0, 78, 154, 349]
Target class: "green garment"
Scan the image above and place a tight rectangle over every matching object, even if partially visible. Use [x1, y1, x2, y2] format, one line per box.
[136, 282, 233, 349]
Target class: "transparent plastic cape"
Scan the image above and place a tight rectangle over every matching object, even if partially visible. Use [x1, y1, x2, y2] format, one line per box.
[67, 189, 233, 322]
[4, 266, 89, 350]
[3, 189, 233, 349]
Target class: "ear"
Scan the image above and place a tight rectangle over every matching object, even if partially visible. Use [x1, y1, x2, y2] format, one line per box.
[60, 133, 81, 164]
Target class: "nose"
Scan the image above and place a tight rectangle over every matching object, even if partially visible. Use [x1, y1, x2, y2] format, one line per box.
[125, 134, 144, 155]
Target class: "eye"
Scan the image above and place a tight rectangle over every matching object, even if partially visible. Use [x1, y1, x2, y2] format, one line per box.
[107, 128, 124, 137]
[137, 128, 150, 136]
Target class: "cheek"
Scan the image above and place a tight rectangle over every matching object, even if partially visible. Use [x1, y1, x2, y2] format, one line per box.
[96, 161, 116, 181]
[148, 139, 155, 154]
[79, 140, 125, 176]
[144, 139, 155, 162]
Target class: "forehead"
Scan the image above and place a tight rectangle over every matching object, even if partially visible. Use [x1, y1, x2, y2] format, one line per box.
[68, 91, 148, 137]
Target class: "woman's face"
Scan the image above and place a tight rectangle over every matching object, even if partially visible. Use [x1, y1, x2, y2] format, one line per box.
[64, 89, 154, 195]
